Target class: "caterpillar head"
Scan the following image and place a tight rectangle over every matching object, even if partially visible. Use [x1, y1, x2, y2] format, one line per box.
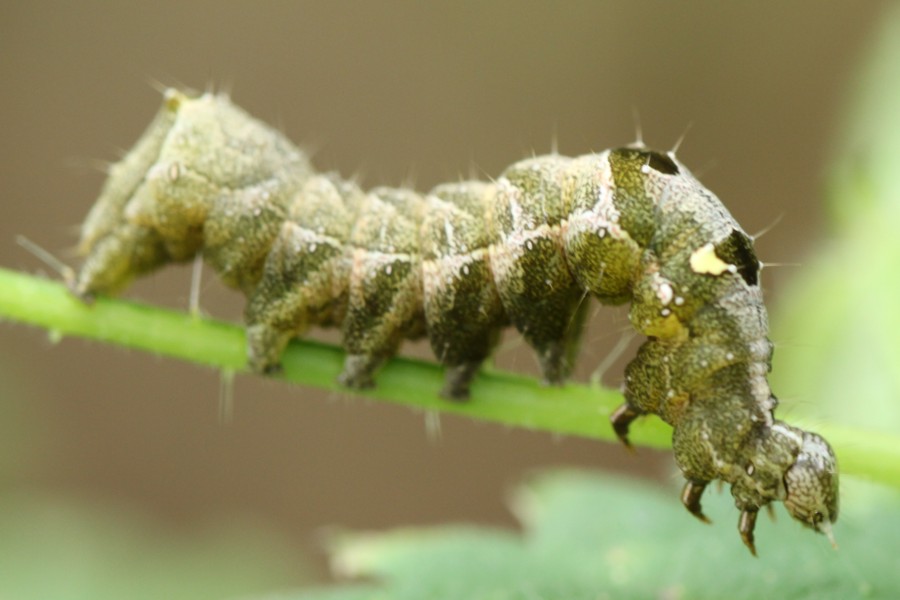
[783, 430, 839, 544]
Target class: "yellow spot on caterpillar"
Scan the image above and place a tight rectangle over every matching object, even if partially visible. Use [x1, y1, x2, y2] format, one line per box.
[643, 312, 687, 340]
[690, 243, 734, 276]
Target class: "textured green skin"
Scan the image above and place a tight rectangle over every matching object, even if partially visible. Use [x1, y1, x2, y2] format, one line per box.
[74, 91, 838, 550]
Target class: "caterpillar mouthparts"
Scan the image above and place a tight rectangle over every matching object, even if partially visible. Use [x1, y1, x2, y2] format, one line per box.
[73, 89, 838, 555]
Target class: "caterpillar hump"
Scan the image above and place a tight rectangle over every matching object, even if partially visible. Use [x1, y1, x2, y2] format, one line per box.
[74, 90, 838, 555]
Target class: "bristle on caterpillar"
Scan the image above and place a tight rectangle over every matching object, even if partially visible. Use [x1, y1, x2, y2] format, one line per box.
[72, 90, 838, 555]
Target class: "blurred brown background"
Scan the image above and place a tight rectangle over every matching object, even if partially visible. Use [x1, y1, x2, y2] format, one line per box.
[0, 0, 888, 588]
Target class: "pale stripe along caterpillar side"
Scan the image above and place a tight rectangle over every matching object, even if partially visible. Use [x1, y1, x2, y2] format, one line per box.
[73, 90, 838, 554]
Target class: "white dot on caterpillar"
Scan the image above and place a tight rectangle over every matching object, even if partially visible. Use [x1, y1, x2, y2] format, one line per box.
[660, 308, 671, 317]
[666, 389, 675, 398]
[726, 352, 735, 361]
[385, 264, 393, 275]
[658, 282, 674, 305]
[525, 239, 534, 250]
[462, 264, 470, 276]
[674, 296, 685, 306]
[443, 220, 455, 248]
[308, 243, 317, 253]
[700, 360, 709, 368]
[168, 162, 180, 182]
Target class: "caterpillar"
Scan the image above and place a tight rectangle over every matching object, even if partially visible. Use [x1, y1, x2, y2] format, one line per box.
[73, 89, 838, 555]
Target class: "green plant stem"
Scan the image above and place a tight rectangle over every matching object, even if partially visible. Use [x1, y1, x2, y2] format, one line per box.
[2, 266, 899, 488]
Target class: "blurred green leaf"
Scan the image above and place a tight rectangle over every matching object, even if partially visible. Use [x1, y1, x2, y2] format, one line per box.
[263, 471, 897, 600]
[828, 4, 900, 227]
[0, 490, 308, 600]
[770, 3, 900, 436]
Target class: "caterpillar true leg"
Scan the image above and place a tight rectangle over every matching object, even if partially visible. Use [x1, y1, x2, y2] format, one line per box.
[739, 508, 759, 556]
[609, 402, 643, 449]
[680, 479, 712, 524]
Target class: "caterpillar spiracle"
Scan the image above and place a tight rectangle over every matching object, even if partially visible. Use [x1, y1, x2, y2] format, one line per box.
[73, 89, 838, 555]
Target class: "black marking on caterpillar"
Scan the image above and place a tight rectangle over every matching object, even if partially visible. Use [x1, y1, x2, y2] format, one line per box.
[73, 90, 838, 555]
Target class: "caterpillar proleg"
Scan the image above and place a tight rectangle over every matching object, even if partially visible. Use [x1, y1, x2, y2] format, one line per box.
[73, 89, 838, 555]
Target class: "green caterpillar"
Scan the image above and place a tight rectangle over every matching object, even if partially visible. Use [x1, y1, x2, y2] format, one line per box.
[74, 89, 838, 555]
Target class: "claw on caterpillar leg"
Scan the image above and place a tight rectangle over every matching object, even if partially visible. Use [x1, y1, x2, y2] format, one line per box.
[440, 362, 479, 402]
[537, 344, 568, 386]
[337, 354, 380, 389]
[680, 480, 712, 524]
[610, 403, 642, 450]
[262, 363, 283, 375]
[245, 323, 289, 375]
[69, 267, 103, 305]
[739, 508, 759, 557]
[72, 286, 96, 305]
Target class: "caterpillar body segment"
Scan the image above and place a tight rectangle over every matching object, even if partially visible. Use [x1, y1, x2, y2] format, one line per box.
[421, 182, 508, 398]
[73, 90, 838, 554]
